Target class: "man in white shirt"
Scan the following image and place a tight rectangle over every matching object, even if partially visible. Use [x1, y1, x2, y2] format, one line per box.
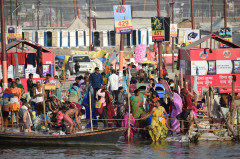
[107, 70, 119, 101]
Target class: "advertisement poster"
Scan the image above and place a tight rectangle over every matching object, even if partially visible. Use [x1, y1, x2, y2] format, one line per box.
[18, 65, 25, 78]
[185, 30, 200, 48]
[151, 17, 165, 42]
[7, 25, 22, 40]
[232, 60, 240, 74]
[216, 60, 232, 74]
[113, 5, 133, 34]
[191, 61, 208, 75]
[170, 24, 178, 37]
[219, 27, 232, 48]
[43, 65, 51, 77]
[207, 61, 216, 75]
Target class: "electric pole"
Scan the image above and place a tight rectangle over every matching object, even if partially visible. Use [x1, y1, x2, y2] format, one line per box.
[172, 0, 175, 73]
[50, 0, 52, 27]
[60, 0, 63, 27]
[224, 0, 227, 28]
[10, 0, 13, 25]
[89, 0, 92, 51]
[16, 0, 19, 26]
[37, 0, 40, 30]
[191, 0, 195, 29]
[119, 0, 126, 85]
[1, 0, 8, 89]
[157, 0, 163, 78]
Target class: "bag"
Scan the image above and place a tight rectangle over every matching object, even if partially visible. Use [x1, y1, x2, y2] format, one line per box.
[96, 102, 103, 109]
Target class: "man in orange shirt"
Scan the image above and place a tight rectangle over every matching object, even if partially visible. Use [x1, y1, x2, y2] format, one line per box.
[10, 81, 21, 127]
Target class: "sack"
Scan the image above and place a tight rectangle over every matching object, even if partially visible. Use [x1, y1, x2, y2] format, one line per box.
[96, 102, 103, 109]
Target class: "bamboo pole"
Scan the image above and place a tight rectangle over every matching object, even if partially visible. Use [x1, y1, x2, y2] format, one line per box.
[89, 92, 93, 132]
[0, 104, 4, 132]
[127, 74, 131, 142]
[42, 82, 47, 128]
[180, 68, 183, 89]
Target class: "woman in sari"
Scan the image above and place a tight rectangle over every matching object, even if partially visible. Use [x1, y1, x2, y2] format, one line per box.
[141, 100, 172, 142]
[130, 89, 144, 119]
[171, 93, 183, 133]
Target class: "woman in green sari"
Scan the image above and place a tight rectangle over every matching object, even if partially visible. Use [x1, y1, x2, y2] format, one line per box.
[130, 89, 145, 119]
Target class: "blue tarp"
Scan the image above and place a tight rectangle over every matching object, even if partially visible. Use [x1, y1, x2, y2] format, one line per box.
[98, 58, 106, 64]
[56, 55, 65, 60]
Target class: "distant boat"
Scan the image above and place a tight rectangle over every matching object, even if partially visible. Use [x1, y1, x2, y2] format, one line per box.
[0, 128, 123, 146]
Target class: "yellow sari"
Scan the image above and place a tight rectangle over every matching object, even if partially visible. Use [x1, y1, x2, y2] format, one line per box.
[148, 106, 168, 142]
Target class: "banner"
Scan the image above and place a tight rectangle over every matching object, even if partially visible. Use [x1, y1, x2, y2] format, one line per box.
[151, 17, 165, 42]
[185, 30, 200, 48]
[7, 25, 22, 40]
[170, 24, 178, 38]
[207, 61, 216, 75]
[232, 60, 240, 74]
[113, 5, 133, 34]
[219, 27, 232, 48]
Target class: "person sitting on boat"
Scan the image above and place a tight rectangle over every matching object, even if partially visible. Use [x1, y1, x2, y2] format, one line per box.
[33, 81, 46, 115]
[63, 105, 85, 134]
[67, 83, 81, 104]
[56, 106, 68, 132]
[19, 100, 32, 133]
[47, 95, 61, 123]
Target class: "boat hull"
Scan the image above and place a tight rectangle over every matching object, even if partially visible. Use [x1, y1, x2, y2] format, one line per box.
[0, 128, 123, 146]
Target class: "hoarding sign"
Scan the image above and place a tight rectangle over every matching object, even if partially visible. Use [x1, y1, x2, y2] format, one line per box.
[113, 5, 133, 34]
[170, 24, 178, 37]
[7, 25, 22, 40]
[219, 27, 232, 48]
[151, 17, 165, 42]
[185, 30, 200, 48]
[232, 60, 240, 74]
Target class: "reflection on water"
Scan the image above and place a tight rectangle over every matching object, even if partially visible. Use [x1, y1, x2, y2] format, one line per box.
[0, 138, 240, 159]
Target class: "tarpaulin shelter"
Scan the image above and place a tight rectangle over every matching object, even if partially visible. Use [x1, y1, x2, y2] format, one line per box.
[0, 39, 55, 91]
[178, 33, 240, 94]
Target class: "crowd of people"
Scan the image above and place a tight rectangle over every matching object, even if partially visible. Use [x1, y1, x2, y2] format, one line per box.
[0, 62, 207, 142]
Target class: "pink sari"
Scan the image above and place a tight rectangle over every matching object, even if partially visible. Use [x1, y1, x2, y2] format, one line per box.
[171, 93, 183, 133]
[122, 113, 135, 138]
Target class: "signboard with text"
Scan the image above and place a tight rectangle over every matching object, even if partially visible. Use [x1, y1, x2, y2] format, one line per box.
[170, 24, 178, 37]
[7, 25, 22, 40]
[151, 17, 165, 42]
[113, 5, 133, 34]
[219, 27, 232, 48]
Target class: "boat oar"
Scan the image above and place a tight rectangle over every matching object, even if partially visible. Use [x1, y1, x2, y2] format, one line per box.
[127, 74, 131, 142]
[89, 92, 93, 132]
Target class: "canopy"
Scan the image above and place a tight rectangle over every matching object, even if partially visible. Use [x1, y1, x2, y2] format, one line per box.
[56, 55, 65, 60]
[139, 60, 157, 65]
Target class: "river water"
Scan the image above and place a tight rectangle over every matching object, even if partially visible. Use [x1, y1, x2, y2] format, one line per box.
[0, 137, 239, 159]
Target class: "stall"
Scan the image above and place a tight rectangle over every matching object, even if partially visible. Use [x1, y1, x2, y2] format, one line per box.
[178, 34, 240, 94]
[0, 40, 55, 91]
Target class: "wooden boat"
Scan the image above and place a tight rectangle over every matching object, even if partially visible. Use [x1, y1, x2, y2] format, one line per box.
[0, 128, 123, 146]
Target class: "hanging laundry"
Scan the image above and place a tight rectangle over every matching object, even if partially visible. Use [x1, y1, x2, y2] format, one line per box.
[25, 53, 36, 68]
[13, 53, 19, 78]
[36, 47, 43, 77]
[7, 53, 12, 66]
[18, 53, 25, 65]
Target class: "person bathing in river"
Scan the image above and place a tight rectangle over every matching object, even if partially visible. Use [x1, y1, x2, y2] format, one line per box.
[140, 100, 174, 142]
[63, 105, 85, 134]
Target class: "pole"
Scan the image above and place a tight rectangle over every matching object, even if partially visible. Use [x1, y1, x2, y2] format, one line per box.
[202, 0, 203, 23]
[191, 0, 195, 29]
[157, 0, 163, 78]
[10, 0, 13, 25]
[1, 0, 8, 90]
[60, 0, 63, 27]
[172, 0, 175, 73]
[119, 0, 126, 85]
[210, 0, 213, 48]
[127, 75, 131, 141]
[42, 83, 47, 128]
[166, 0, 169, 17]
[50, 0, 51, 27]
[89, 0, 92, 51]
[56, 6, 58, 27]
[76, 0, 80, 18]
[37, 0, 40, 30]
[73, 0, 77, 19]
[144, 0, 146, 11]
[16, 0, 18, 26]
[89, 92, 93, 132]
[224, 0, 227, 28]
